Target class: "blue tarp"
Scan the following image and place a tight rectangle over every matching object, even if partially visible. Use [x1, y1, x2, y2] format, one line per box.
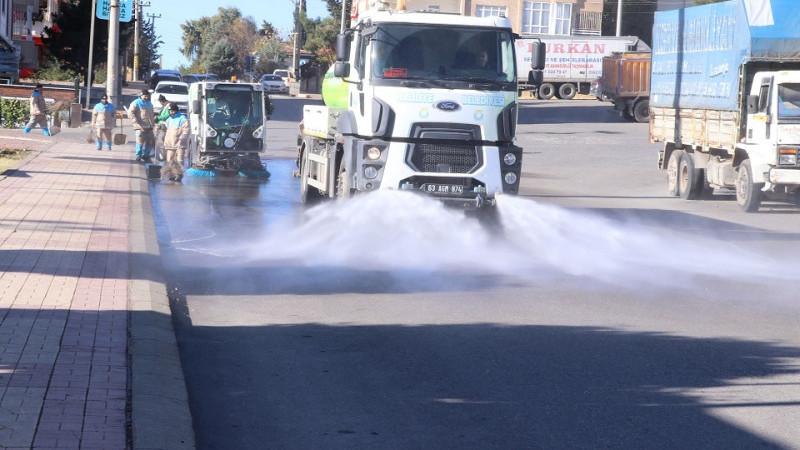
[651, 0, 800, 110]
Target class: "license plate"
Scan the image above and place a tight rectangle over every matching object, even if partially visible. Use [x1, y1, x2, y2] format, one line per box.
[423, 183, 465, 195]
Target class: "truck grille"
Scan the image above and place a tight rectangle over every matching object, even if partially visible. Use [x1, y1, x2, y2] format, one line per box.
[409, 142, 478, 173]
[407, 123, 482, 174]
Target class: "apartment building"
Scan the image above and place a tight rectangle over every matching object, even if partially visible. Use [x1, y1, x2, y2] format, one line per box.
[404, 0, 604, 36]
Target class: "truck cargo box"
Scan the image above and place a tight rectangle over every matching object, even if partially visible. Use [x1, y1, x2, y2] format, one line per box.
[602, 52, 650, 99]
[651, 0, 800, 112]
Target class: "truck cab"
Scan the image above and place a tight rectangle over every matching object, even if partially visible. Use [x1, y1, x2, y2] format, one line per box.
[299, 2, 544, 209]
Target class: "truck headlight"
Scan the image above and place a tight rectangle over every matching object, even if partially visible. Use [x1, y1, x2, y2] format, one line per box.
[504, 172, 518, 184]
[503, 152, 517, 165]
[205, 124, 217, 138]
[779, 147, 797, 165]
[252, 125, 264, 139]
[366, 146, 382, 160]
[364, 166, 379, 179]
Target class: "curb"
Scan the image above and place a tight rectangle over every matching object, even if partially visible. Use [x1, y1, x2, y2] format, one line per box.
[128, 166, 196, 449]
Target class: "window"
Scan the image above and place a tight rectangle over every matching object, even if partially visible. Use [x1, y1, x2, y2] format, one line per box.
[522, 2, 550, 35]
[476, 5, 507, 17]
[522, 2, 572, 35]
[554, 3, 572, 35]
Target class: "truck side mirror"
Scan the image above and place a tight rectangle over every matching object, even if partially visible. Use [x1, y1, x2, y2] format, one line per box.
[746, 95, 759, 113]
[336, 34, 350, 62]
[530, 41, 546, 71]
[334, 61, 350, 78]
[528, 70, 543, 86]
[191, 99, 200, 113]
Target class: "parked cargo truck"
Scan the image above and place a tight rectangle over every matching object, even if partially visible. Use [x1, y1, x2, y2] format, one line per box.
[602, 51, 651, 123]
[516, 35, 648, 99]
[297, 0, 545, 211]
[650, 0, 800, 212]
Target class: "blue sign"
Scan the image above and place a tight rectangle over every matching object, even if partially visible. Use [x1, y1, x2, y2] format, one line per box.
[97, 0, 133, 22]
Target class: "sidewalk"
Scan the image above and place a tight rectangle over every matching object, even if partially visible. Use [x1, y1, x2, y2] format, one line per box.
[0, 117, 194, 449]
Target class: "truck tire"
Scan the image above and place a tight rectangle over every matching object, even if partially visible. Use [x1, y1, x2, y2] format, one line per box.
[300, 150, 323, 205]
[633, 99, 650, 123]
[736, 159, 763, 212]
[557, 83, 577, 100]
[679, 152, 705, 200]
[538, 83, 555, 100]
[336, 165, 353, 199]
[667, 149, 685, 196]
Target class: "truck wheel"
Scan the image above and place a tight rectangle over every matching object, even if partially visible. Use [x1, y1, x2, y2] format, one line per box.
[678, 152, 705, 200]
[633, 100, 650, 123]
[335, 166, 353, 199]
[538, 83, 555, 100]
[666, 149, 685, 196]
[300, 151, 323, 205]
[736, 159, 763, 212]
[557, 83, 577, 100]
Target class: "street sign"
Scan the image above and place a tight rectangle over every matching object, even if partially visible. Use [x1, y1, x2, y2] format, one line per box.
[96, 0, 133, 22]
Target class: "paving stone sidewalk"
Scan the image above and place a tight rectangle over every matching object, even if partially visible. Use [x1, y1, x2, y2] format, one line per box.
[0, 120, 194, 449]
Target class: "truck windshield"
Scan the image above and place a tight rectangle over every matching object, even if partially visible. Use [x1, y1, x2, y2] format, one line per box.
[777, 84, 800, 120]
[370, 24, 515, 89]
[206, 87, 263, 128]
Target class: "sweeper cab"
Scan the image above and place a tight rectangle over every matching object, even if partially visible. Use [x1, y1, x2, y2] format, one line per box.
[187, 81, 269, 175]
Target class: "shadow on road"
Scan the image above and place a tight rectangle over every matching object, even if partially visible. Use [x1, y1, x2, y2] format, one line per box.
[171, 314, 800, 449]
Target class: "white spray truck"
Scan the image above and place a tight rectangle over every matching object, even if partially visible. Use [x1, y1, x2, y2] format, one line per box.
[650, 0, 800, 212]
[297, 0, 545, 211]
[515, 35, 648, 99]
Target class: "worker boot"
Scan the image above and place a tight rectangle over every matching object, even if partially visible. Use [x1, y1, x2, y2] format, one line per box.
[22, 126, 31, 134]
[42, 128, 50, 136]
[106, 141, 112, 151]
[96, 141, 103, 150]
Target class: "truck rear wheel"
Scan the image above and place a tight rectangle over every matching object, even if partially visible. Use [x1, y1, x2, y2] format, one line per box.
[736, 159, 763, 212]
[300, 150, 323, 205]
[679, 152, 705, 200]
[633, 99, 650, 123]
[557, 83, 577, 100]
[538, 83, 555, 100]
[667, 149, 685, 196]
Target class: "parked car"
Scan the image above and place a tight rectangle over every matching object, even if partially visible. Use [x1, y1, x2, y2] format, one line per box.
[260, 74, 288, 94]
[183, 73, 221, 84]
[590, 77, 608, 101]
[149, 69, 182, 89]
[152, 81, 190, 112]
[272, 69, 292, 88]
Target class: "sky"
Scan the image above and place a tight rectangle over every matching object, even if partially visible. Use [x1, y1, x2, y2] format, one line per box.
[147, 0, 330, 71]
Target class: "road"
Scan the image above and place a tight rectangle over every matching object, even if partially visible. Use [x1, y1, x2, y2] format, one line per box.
[151, 97, 800, 449]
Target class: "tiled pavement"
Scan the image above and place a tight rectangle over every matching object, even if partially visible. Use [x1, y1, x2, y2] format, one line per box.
[0, 119, 194, 449]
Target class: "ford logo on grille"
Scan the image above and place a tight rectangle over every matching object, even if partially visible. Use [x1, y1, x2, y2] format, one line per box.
[434, 101, 461, 112]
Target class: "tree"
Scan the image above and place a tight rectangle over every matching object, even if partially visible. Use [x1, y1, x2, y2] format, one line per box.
[323, 0, 351, 30]
[127, 17, 163, 78]
[601, 0, 657, 46]
[253, 34, 287, 75]
[42, 0, 133, 84]
[204, 39, 238, 79]
[260, 20, 277, 37]
[180, 7, 261, 75]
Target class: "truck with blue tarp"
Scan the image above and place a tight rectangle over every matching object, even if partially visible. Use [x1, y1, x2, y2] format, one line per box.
[650, 0, 800, 211]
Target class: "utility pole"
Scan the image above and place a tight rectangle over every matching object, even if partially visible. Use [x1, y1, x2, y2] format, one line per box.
[107, 0, 120, 106]
[85, 0, 97, 108]
[133, 1, 150, 82]
[616, 0, 623, 37]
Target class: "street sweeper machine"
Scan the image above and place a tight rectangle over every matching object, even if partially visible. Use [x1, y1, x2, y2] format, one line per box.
[187, 81, 270, 177]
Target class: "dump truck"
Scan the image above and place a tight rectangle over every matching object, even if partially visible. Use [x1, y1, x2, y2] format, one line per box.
[602, 51, 650, 122]
[297, 0, 545, 211]
[650, 0, 800, 212]
[187, 81, 270, 175]
[515, 35, 648, 99]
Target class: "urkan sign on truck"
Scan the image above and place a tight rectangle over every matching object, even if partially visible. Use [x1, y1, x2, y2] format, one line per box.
[650, 0, 800, 212]
[515, 36, 648, 99]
